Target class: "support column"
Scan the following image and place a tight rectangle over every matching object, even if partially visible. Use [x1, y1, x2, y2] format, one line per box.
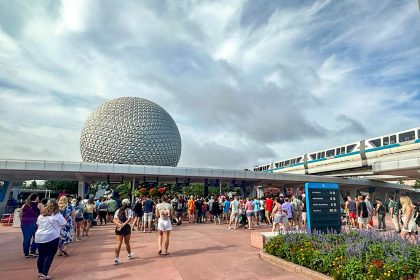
[367, 186, 376, 200]
[394, 189, 400, 200]
[78, 181, 85, 199]
[131, 177, 136, 204]
[204, 179, 209, 198]
[240, 181, 246, 198]
[0, 179, 14, 216]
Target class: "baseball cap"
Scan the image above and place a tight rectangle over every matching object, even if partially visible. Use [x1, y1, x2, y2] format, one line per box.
[122, 198, 131, 205]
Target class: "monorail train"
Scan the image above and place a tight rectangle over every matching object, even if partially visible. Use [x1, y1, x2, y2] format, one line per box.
[252, 127, 420, 175]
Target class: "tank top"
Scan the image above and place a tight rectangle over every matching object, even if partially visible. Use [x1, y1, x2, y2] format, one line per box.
[276, 204, 283, 215]
[117, 209, 128, 223]
[21, 202, 40, 225]
[85, 203, 94, 213]
[377, 203, 386, 215]
[348, 200, 356, 212]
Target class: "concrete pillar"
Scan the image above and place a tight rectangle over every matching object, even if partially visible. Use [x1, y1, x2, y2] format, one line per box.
[78, 181, 85, 199]
[131, 177, 136, 204]
[0, 179, 14, 216]
[204, 179, 209, 198]
[367, 186, 376, 200]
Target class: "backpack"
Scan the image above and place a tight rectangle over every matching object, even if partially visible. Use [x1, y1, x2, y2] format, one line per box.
[99, 202, 108, 211]
[177, 202, 183, 210]
[292, 200, 303, 212]
[378, 204, 386, 215]
[75, 204, 84, 219]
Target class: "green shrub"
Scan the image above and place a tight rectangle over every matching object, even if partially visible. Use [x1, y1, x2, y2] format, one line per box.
[264, 231, 419, 280]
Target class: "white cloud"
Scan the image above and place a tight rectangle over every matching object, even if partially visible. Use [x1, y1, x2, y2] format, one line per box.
[0, 0, 418, 169]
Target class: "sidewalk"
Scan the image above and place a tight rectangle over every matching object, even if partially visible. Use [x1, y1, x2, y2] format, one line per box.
[0, 222, 302, 280]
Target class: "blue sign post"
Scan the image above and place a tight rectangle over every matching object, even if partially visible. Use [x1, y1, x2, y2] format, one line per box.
[305, 182, 341, 233]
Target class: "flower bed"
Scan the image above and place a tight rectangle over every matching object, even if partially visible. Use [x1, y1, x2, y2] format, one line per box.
[264, 231, 419, 280]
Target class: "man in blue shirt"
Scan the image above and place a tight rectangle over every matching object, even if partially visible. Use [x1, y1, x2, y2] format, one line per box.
[253, 198, 261, 226]
[143, 196, 154, 233]
[223, 199, 230, 223]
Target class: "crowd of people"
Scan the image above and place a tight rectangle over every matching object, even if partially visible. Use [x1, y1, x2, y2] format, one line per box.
[343, 194, 419, 240]
[124, 193, 307, 233]
[17, 190, 420, 278]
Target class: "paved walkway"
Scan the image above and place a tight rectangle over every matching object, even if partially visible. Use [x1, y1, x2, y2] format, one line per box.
[0, 223, 301, 280]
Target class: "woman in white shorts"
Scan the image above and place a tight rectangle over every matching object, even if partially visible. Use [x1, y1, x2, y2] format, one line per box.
[156, 196, 173, 255]
[400, 195, 416, 241]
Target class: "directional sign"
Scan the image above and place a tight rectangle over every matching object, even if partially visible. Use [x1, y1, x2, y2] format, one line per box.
[305, 182, 341, 233]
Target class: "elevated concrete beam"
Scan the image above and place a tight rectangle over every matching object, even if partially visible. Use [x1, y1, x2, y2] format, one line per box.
[0, 159, 416, 194]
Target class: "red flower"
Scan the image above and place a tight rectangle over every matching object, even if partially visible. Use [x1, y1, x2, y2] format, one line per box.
[158, 187, 166, 194]
[139, 188, 148, 194]
[371, 259, 383, 268]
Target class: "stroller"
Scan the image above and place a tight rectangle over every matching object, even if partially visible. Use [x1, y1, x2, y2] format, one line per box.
[237, 209, 247, 228]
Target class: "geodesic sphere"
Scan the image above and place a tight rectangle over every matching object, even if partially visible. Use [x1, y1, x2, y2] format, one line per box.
[80, 97, 181, 166]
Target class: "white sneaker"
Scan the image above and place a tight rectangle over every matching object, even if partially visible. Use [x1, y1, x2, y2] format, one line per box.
[128, 253, 135, 260]
[114, 258, 122, 265]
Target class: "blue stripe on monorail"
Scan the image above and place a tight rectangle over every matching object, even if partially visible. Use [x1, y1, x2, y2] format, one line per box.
[365, 143, 400, 153]
[261, 141, 411, 172]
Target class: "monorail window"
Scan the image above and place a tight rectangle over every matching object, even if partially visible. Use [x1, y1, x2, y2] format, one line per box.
[296, 157, 302, 163]
[418, 129, 420, 139]
[310, 154, 317, 160]
[317, 152, 321, 159]
[347, 144, 356, 153]
[383, 137, 389, 146]
[341, 147, 345, 154]
[285, 160, 290, 166]
[326, 149, 335, 157]
[399, 131, 415, 142]
[275, 163, 279, 168]
[390, 135, 396, 144]
[369, 138, 381, 147]
[291, 159, 295, 165]
[336, 148, 340, 155]
[321, 151, 325, 158]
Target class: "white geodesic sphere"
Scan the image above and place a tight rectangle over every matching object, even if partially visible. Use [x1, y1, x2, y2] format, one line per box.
[80, 97, 181, 166]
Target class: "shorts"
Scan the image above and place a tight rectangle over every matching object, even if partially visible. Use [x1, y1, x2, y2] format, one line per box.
[246, 211, 254, 218]
[75, 217, 84, 223]
[188, 209, 194, 215]
[134, 212, 142, 218]
[84, 213, 94, 222]
[401, 220, 416, 233]
[230, 212, 239, 221]
[115, 225, 131, 236]
[273, 214, 285, 224]
[358, 217, 368, 225]
[158, 218, 172, 231]
[108, 211, 115, 217]
[349, 212, 357, 219]
[144, 212, 153, 222]
[292, 211, 302, 222]
[265, 210, 272, 216]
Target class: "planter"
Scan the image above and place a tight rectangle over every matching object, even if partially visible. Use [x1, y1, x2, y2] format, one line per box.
[259, 250, 332, 280]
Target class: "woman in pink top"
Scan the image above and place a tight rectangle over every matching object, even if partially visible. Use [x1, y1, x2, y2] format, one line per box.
[245, 198, 254, 230]
[271, 198, 287, 233]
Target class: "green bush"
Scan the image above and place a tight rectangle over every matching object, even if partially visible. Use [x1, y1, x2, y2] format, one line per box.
[264, 231, 419, 280]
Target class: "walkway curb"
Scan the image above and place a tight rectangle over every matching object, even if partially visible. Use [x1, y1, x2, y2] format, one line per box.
[259, 250, 333, 280]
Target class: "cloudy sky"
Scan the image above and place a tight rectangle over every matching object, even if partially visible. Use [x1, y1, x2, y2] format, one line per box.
[0, 0, 419, 169]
